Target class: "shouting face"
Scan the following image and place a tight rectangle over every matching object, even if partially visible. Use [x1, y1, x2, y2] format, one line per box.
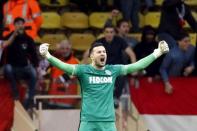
[90, 45, 107, 68]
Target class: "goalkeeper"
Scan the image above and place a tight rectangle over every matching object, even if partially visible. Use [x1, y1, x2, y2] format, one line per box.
[39, 41, 169, 131]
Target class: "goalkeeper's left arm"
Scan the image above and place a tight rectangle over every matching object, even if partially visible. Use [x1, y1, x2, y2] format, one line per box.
[121, 41, 169, 75]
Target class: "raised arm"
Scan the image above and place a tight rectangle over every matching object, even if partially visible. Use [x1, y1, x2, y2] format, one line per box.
[2, 31, 17, 49]
[122, 41, 169, 75]
[39, 43, 75, 75]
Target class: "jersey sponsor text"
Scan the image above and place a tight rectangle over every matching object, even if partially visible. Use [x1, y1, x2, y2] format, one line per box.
[89, 76, 112, 84]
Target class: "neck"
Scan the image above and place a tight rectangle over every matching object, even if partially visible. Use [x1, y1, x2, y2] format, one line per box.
[91, 63, 105, 70]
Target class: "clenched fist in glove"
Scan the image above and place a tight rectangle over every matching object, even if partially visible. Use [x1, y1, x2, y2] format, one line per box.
[153, 40, 169, 58]
[39, 43, 51, 58]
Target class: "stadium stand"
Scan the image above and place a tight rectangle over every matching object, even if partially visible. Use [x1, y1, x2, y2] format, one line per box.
[39, 0, 69, 7]
[69, 33, 96, 51]
[89, 12, 110, 29]
[155, 0, 163, 6]
[189, 33, 197, 46]
[41, 12, 61, 29]
[184, 0, 197, 6]
[61, 12, 89, 29]
[41, 33, 67, 50]
[144, 12, 161, 28]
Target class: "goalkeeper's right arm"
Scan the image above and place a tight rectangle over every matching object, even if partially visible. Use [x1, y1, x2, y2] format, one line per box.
[39, 43, 75, 75]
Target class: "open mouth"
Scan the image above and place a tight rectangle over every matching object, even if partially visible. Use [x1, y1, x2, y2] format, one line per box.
[100, 58, 105, 62]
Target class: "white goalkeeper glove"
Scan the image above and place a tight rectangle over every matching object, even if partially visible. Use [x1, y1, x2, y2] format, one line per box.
[153, 40, 169, 58]
[39, 43, 51, 58]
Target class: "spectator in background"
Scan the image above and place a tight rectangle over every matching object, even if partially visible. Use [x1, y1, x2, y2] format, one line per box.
[119, 0, 141, 32]
[0, 30, 16, 74]
[3, 0, 43, 39]
[0, 0, 7, 37]
[141, 0, 155, 14]
[83, 24, 136, 108]
[144, 0, 155, 10]
[160, 32, 195, 94]
[105, 9, 139, 48]
[158, 0, 197, 49]
[0, 31, 17, 61]
[189, 38, 197, 76]
[105, 10, 137, 61]
[3, 17, 39, 109]
[48, 39, 79, 108]
[116, 19, 138, 48]
[134, 25, 163, 81]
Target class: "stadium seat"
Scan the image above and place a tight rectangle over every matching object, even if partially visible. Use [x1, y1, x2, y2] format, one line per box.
[89, 12, 110, 29]
[39, 0, 69, 6]
[41, 34, 67, 50]
[184, 12, 197, 28]
[128, 33, 142, 42]
[61, 12, 89, 29]
[139, 13, 145, 28]
[155, 0, 164, 6]
[189, 33, 196, 46]
[184, 0, 197, 6]
[41, 12, 61, 29]
[69, 33, 96, 51]
[96, 34, 104, 39]
[144, 12, 161, 28]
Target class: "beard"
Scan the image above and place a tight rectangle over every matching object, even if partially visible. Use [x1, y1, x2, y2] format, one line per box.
[95, 59, 106, 67]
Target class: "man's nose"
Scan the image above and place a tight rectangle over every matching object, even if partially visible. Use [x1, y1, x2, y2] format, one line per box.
[101, 52, 106, 56]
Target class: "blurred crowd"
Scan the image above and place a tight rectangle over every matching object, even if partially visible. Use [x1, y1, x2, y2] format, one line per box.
[0, 0, 196, 120]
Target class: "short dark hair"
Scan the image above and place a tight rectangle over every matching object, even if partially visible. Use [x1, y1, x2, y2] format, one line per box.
[176, 32, 189, 41]
[103, 23, 115, 31]
[14, 17, 25, 24]
[89, 42, 105, 57]
[117, 19, 129, 28]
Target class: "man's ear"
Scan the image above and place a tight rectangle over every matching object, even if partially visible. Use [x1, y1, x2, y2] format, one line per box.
[90, 53, 94, 60]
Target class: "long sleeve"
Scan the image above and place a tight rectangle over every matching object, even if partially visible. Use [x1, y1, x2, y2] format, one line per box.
[159, 54, 172, 82]
[29, 0, 43, 29]
[48, 55, 76, 75]
[121, 54, 156, 75]
[189, 45, 196, 67]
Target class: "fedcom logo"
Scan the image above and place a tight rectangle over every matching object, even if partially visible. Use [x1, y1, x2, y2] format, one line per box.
[89, 76, 112, 84]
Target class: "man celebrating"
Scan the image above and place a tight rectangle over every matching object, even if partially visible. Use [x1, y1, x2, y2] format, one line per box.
[39, 41, 169, 131]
